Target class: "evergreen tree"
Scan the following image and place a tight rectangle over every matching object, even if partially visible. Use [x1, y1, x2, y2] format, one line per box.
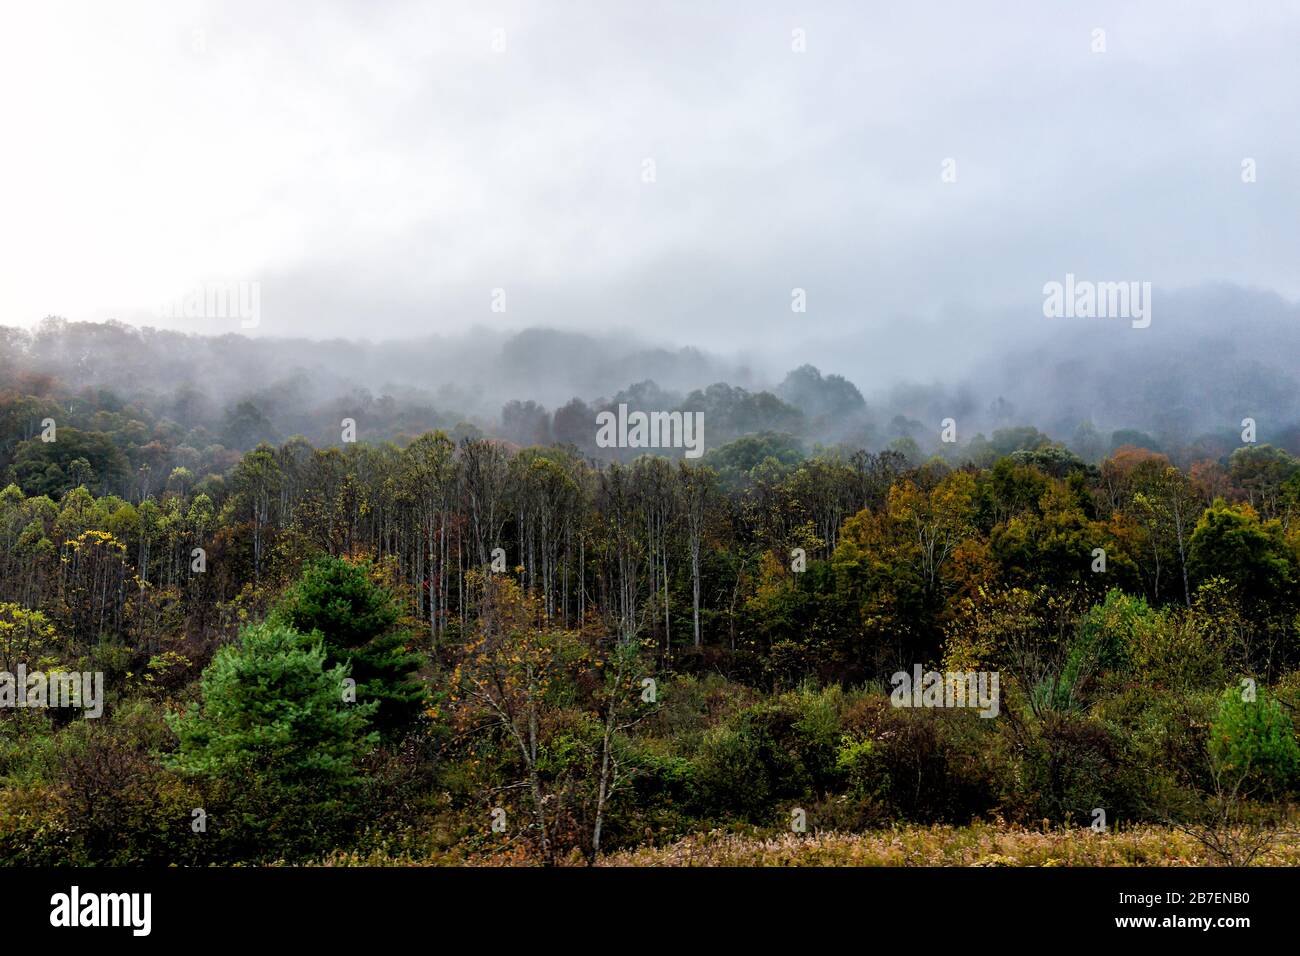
[165, 622, 378, 858]
[271, 555, 426, 736]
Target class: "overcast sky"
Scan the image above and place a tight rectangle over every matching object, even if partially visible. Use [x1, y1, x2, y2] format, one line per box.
[2, 0, 1298, 380]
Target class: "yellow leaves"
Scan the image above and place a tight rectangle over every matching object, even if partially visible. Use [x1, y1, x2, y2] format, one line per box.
[66, 529, 127, 554]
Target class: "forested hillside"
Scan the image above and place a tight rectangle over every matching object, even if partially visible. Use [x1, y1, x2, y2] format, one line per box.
[3, 322, 1300, 865]
[7, 297, 1300, 495]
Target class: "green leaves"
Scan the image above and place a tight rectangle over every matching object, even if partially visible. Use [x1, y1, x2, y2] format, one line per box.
[1209, 686, 1299, 795]
[271, 556, 425, 737]
[1188, 500, 1296, 610]
[165, 622, 377, 790]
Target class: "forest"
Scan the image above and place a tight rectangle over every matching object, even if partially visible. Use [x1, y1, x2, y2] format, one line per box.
[3, 320, 1300, 866]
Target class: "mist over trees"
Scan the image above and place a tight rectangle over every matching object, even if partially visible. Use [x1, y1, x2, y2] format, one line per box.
[5, 284, 1300, 502]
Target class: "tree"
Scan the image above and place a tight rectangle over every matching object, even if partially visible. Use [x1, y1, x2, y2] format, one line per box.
[887, 470, 976, 601]
[552, 397, 596, 452]
[589, 639, 656, 859]
[1131, 465, 1200, 608]
[221, 400, 278, 450]
[1209, 686, 1299, 796]
[679, 462, 719, 647]
[459, 438, 510, 567]
[776, 364, 867, 422]
[400, 432, 458, 640]
[9, 427, 129, 497]
[1187, 500, 1296, 612]
[271, 556, 425, 737]
[230, 444, 280, 582]
[1159, 686, 1300, 866]
[500, 400, 552, 447]
[165, 621, 378, 857]
[451, 575, 585, 863]
[1228, 445, 1299, 522]
[0, 602, 58, 674]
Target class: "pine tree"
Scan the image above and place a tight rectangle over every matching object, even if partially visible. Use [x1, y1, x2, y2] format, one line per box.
[166, 621, 377, 785]
[165, 622, 378, 858]
[271, 555, 425, 736]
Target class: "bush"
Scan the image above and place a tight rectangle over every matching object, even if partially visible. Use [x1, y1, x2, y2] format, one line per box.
[836, 695, 1008, 824]
[696, 704, 812, 820]
[602, 746, 703, 849]
[0, 785, 76, 866]
[1209, 686, 1299, 796]
[1021, 713, 1119, 825]
[1094, 685, 1217, 820]
[694, 683, 852, 822]
[1062, 590, 1150, 700]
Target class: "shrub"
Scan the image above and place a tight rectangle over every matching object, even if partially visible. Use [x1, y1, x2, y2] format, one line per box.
[696, 704, 812, 820]
[1208, 686, 1299, 796]
[834, 693, 1007, 824]
[1021, 713, 1119, 825]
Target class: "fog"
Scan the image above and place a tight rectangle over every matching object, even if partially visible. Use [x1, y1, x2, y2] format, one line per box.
[3, 2, 1300, 461]
[5, 280, 1300, 464]
[3, 1, 1299, 375]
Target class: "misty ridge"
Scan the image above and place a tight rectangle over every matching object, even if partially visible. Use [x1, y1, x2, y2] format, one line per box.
[3, 282, 1300, 487]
